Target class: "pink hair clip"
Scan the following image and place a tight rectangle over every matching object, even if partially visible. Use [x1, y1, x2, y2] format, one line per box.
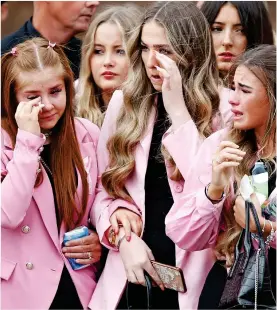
[10, 47, 18, 56]
[47, 41, 56, 49]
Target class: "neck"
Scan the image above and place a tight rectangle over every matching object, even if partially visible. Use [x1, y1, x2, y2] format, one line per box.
[102, 90, 114, 107]
[33, 10, 75, 44]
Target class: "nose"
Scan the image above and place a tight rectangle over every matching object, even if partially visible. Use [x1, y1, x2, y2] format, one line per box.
[41, 96, 54, 111]
[104, 52, 115, 68]
[228, 88, 239, 106]
[147, 49, 158, 69]
[222, 29, 233, 47]
[85, 1, 99, 7]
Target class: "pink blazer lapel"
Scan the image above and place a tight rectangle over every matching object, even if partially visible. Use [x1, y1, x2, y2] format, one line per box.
[33, 169, 60, 250]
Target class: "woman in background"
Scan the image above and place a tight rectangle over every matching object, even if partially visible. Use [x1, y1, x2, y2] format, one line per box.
[76, 5, 141, 127]
[201, 1, 274, 80]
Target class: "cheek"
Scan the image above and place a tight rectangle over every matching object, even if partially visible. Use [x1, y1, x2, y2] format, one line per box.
[212, 34, 221, 49]
[90, 57, 99, 79]
[235, 36, 247, 52]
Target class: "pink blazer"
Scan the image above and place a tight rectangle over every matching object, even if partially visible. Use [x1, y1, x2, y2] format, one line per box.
[165, 128, 277, 253]
[1, 118, 100, 309]
[89, 89, 231, 310]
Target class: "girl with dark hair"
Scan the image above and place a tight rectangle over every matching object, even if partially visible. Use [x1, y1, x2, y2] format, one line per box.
[201, 1, 274, 79]
[1, 38, 101, 309]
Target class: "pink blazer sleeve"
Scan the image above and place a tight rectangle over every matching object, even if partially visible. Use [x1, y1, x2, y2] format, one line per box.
[90, 90, 141, 250]
[162, 120, 204, 181]
[165, 129, 230, 251]
[1, 129, 46, 229]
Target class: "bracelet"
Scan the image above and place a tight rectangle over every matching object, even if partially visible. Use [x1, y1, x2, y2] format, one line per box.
[265, 220, 275, 246]
[205, 183, 226, 204]
[116, 234, 126, 250]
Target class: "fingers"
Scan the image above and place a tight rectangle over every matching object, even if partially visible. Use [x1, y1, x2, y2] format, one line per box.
[217, 141, 240, 152]
[133, 269, 146, 286]
[110, 214, 119, 234]
[127, 270, 139, 285]
[22, 97, 42, 114]
[130, 218, 142, 236]
[155, 51, 175, 69]
[64, 233, 98, 247]
[144, 261, 164, 290]
[121, 217, 131, 242]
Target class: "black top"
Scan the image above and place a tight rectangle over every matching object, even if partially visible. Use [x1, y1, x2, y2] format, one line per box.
[143, 94, 176, 266]
[1, 18, 81, 79]
[117, 94, 179, 310]
[40, 144, 82, 309]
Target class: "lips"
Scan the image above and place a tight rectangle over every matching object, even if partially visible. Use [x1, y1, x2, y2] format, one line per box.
[218, 52, 235, 61]
[40, 114, 56, 121]
[150, 74, 162, 83]
[231, 109, 243, 120]
[102, 71, 117, 76]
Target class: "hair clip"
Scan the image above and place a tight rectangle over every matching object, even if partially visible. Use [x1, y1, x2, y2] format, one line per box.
[10, 47, 17, 56]
[47, 41, 56, 49]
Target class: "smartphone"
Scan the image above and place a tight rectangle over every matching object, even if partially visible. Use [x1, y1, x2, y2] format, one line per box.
[151, 261, 187, 293]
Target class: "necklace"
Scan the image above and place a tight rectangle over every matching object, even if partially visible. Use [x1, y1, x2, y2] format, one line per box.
[40, 157, 53, 176]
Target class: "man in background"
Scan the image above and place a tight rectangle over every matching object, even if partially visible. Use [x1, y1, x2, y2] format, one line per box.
[1, 1, 8, 22]
[1, 1, 99, 79]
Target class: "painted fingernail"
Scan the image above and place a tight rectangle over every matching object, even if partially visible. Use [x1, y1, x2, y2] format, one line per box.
[127, 236, 131, 242]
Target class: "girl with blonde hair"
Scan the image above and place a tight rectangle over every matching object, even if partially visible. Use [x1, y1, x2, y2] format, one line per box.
[89, 2, 230, 309]
[1, 37, 101, 309]
[76, 5, 141, 127]
[166, 44, 276, 307]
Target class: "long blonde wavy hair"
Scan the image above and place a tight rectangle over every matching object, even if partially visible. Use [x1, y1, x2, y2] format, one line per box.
[76, 5, 141, 127]
[216, 45, 276, 265]
[102, 1, 220, 201]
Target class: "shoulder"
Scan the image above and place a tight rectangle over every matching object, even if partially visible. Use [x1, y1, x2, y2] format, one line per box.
[105, 90, 124, 116]
[1, 23, 28, 55]
[74, 117, 100, 146]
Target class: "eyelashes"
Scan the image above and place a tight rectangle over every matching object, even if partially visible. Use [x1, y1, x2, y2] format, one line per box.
[26, 88, 62, 100]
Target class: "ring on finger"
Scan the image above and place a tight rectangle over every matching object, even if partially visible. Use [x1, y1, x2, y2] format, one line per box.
[87, 252, 92, 260]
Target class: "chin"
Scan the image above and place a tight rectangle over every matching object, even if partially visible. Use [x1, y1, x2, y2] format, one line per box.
[218, 62, 232, 74]
[152, 84, 162, 92]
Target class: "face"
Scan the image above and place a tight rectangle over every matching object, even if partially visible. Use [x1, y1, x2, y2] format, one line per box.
[16, 67, 67, 132]
[90, 22, 129, 93]
[141, 21, 177, 92]
[229, 65, 270, 138]
[47, 1, 99, 33]
[211, 3, 247, 73]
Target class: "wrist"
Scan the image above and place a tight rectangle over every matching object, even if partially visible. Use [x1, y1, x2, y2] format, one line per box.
[206, 183, 225, 203]
[207, 183, 225, 200]
[170, 109, 191, 131]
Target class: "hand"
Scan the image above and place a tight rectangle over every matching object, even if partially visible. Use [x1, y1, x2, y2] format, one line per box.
[15, 97, 44, 136]
[233, 194, 262, 233]
[119, 232, 165, 290]
[209, 141, 246, 199]
[62, 230, 102, 265]
[110, 207, 142, 241]
[155, 52, 191, 129]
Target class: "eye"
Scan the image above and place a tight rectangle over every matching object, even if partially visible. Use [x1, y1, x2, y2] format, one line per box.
[116, 49, 126, 55]
[211, 26, 223, 33]
[94, 49, 104, 55]
[50, 88, 62, 95]
[158, 48, 171, 55]
[241, 89, 251, 94]
[27, 95, 39, 100]
[235, 28, 244, 34]
[141, 44, 148, 52]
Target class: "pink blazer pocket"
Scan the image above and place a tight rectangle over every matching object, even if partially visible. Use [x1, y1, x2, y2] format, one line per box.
[1, 258, 17, 280]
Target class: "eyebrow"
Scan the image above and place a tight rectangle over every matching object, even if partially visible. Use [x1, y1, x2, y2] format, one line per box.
[23, 84, 63, 93]
[94, 43, 123, 48]
[213, 21, 243, 27]
[238, 82, 253, 90]
[141, 40, 170, 49]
